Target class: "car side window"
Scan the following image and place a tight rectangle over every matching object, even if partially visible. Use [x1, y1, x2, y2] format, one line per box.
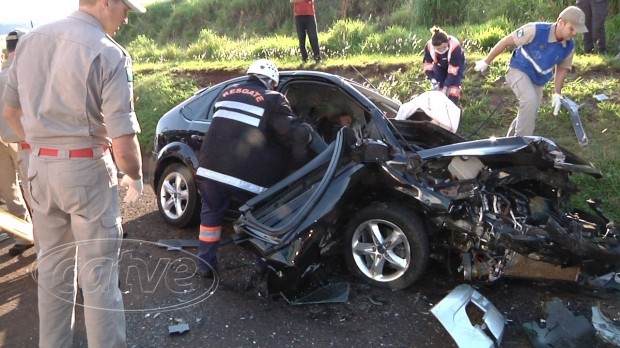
[180, 84, 225, 122]
[282, 82, 365, 142]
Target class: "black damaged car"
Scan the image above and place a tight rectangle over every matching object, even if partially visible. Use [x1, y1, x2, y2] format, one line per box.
[151, 70, 619, 293]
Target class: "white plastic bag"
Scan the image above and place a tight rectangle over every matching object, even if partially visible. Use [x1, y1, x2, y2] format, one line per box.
[395, 91, 461, 133]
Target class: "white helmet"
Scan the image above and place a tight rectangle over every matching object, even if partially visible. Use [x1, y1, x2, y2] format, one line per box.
[247, 59, 279, 86]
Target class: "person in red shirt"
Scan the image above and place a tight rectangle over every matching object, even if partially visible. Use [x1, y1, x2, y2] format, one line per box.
[291, 0, 322, 63]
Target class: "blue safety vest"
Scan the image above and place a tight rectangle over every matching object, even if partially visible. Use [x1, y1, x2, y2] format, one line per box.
[509, 23, 575, 86]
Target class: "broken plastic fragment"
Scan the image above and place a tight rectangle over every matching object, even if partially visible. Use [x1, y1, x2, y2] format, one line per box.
[431, 284, 506, 348]
[168, 323, 190, 335]
[156, 239, 200, 249]
[369, 295, 390, 306]
[586, 272, 620, 291]
[591, 305, 620, 346]
[282, 282, 349, 305]
[522, 298, 595, 347]
[593, 94, 609, 102]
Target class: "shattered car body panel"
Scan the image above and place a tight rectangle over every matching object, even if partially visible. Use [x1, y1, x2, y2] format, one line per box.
[234, 113, 620, 293]
[415, 136, 601, 178]
[559, 96, 589, 147]
[231, 71, 619, 294]
[431, 284, 506, 348]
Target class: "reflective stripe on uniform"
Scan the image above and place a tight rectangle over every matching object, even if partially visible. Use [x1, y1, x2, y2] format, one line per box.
[199, 225, 221, 242]
[519, 47, 555, 75]
[448, 86, 461, 97]
[213, 100, 265, 127]
[196, 167, 267, 194]
[215, 100, 265, 118]
[213, 109, 261, 127]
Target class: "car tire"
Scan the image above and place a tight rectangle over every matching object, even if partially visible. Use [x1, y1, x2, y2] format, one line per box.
[344, 202, 429, 290]
[156, 163, 200, 227]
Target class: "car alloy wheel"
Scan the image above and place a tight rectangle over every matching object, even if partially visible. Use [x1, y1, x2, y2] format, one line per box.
[156, 163, 200, 227]
[345, 202, 429, 289]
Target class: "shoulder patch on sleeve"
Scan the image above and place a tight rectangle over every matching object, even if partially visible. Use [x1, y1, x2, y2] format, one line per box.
[126, 68, 133, 83]
[516, 28, 524, 38]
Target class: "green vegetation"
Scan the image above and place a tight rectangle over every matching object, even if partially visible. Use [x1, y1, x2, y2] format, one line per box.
[129, 0, 620, 219]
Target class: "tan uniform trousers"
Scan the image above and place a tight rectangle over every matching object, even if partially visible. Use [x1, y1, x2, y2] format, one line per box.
[17, 145, 31, 209]
[505, 68, 544, 136]
[29, 150, 126, 348]
[0, 140, 31, 244]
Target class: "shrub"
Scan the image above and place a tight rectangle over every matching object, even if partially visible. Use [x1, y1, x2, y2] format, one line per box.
[159, 44, 182, 62]
[250, 35, 299, 60]
[133, 71, 198, 150]
[458, 17, 513, 52]
[606, 14, 620, 54]
[410, 0, 464, 27]
[362, 26, 421, 56]
[465, 0, 567, 25]
[323, 19, 373, 57]
[186, 29, 233, 61]
[126, 35, 162, 63]
[388, 8, 415, 29]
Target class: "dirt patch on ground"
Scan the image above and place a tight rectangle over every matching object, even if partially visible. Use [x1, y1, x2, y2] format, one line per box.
[166, 63, 413, 89]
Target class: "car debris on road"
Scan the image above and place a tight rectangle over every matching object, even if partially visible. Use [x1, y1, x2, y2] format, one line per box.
[431, 284, 506, 348]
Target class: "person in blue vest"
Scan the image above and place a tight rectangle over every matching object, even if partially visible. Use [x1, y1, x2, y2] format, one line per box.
[474, 6, 588, 136]
[423, 26, 466, 106]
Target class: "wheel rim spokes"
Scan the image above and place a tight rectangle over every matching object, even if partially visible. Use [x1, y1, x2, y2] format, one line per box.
[160, 172, 188, 219]
[352, 219, 410, 282]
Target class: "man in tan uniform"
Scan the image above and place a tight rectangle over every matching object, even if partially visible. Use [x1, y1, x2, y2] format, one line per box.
[2, 0, 146, 346]
[0, 29, 32, 256]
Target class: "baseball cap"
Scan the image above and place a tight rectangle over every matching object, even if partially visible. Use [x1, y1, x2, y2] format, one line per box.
[558, 6, 588, 33]
[122, 0, 147, 13]
[6, 28, 27, 42]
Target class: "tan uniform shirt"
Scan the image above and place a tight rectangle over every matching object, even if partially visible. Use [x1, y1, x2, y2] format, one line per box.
[511, 22, 574, 70]
[3, 11, 140, 149]
[0, 58, 22, 143]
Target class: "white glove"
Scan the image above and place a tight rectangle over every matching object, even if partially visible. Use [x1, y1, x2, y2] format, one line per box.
[552, 93, 562, 116]
[474, 60, 489, 72]
[121, 175, 143, 203]
[430, 79, 440, 91]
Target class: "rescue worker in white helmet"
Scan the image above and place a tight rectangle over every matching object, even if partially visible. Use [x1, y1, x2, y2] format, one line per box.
[194, 59, 314, 277]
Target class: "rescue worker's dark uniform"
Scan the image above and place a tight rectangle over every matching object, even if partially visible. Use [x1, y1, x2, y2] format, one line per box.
[423, 36, 466, 106]
[195, 76, 311, 274]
